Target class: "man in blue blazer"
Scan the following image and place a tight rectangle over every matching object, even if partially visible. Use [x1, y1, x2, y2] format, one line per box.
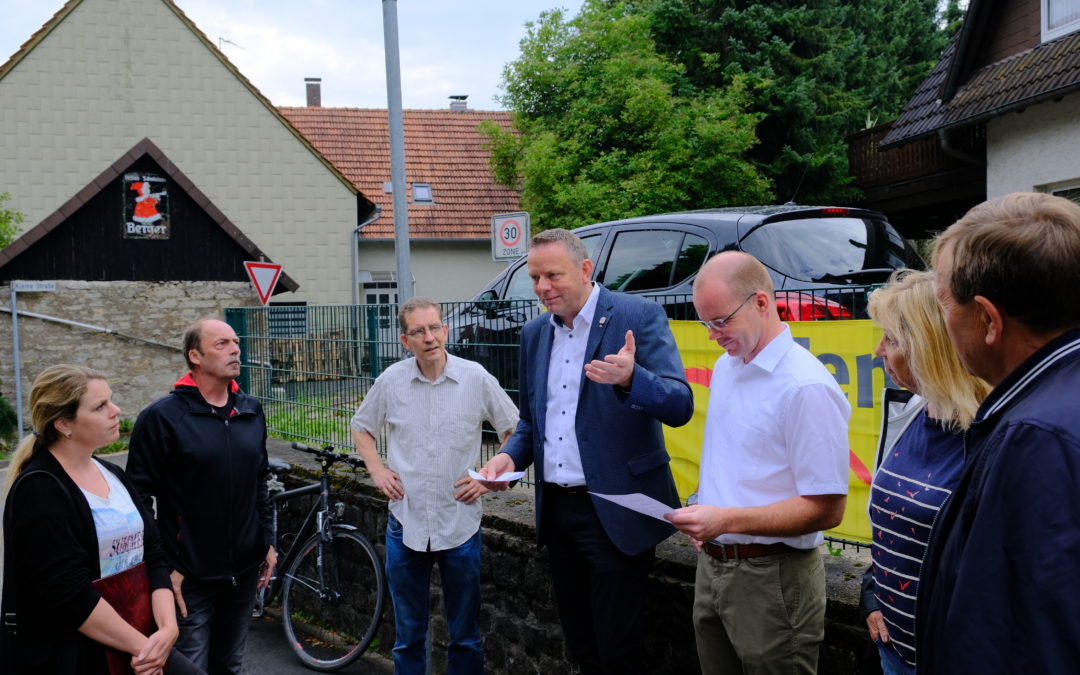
[481, 228, 693, 673]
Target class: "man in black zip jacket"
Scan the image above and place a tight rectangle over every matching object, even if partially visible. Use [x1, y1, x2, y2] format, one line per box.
[127, 318, 275, 674]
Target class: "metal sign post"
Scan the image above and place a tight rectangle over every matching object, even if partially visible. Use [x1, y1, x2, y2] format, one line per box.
[9, 281, 57, 434]
[10, 283, 20, 436]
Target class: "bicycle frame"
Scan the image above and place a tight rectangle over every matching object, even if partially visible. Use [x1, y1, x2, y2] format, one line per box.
[264, 453, 343, 604]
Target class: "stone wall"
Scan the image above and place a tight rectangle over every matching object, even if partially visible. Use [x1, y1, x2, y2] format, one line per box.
[271, 442, 877, 675]
[0, 281, 259, 421]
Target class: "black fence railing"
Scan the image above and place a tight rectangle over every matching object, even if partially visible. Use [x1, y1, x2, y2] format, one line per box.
[226, 287, 876, 489]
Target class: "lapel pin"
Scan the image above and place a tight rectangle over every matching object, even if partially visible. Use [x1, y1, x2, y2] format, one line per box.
[599, 316, 607, 326]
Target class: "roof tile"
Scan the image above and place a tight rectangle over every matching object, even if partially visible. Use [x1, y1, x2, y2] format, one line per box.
[883, 30, 1080, 147]
[279, 107, 522, 239]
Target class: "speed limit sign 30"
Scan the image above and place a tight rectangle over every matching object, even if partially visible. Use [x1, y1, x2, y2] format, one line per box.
[491, 212, 530, 261]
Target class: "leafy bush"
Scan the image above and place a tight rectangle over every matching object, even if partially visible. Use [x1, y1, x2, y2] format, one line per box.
[0, 394, 18, 452]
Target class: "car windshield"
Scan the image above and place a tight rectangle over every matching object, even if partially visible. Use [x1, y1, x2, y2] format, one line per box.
[739, 216, 922, 284]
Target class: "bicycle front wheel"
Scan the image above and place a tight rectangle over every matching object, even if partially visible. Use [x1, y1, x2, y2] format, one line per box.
[281, 527, 386, 671]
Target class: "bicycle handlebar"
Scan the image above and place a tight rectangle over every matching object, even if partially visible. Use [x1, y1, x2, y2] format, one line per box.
[290, 442, 367, 471]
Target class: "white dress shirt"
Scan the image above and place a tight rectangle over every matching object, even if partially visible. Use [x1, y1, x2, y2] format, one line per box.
[543, 282, 601, 486]
[350, 354, 519, 552]
[698, 325, 851, 549]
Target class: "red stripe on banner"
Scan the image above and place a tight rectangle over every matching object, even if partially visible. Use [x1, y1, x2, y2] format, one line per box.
[850, 449, 872, 485]
[685, 367, 712, 387]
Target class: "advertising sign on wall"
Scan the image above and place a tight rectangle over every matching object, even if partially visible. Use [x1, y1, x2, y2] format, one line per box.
[123, 173, 170, 239]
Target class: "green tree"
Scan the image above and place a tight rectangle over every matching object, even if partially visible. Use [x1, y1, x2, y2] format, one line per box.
[636, 0, 948, 204]
[484, 0, 770, 231]
[942, 0, 966, 37]
[0, 192, 25, 250]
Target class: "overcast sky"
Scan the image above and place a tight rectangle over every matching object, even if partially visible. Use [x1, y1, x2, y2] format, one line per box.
[1, 0, 585, 110]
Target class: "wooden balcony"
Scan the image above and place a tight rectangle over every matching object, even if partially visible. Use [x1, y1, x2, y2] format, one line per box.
[846, 122, 986, 238]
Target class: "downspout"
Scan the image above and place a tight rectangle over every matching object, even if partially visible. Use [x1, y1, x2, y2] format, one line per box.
[352, 205, 382, 306]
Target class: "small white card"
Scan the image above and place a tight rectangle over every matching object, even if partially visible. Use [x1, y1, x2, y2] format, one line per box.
[589, 492, 677, 522]
[469, 469, 526, 482]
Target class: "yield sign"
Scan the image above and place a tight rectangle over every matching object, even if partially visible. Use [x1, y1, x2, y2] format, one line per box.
[244, 261, 283, 306]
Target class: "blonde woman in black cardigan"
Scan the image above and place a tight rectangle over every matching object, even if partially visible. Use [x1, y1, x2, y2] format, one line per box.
[1, 365, 201, 675]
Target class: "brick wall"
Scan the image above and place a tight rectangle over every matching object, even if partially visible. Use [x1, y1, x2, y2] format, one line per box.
[272, 443, 876, 674]
[0, 280, 259, 420]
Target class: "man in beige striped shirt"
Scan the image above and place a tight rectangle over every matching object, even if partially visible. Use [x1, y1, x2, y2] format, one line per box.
[351, 296, 518, 675]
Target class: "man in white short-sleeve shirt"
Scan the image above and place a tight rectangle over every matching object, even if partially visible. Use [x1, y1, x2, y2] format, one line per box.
[351, 297, 518, 675]
[667, 252, 851, 675]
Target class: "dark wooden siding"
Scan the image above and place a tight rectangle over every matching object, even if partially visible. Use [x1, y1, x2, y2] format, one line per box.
[0, 156, 254, 282]
[977, 0, 1041, 66]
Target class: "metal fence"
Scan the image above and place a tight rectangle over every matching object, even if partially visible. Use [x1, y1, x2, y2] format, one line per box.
[225, 300, 540, 481]
[225, 287, 875, 487]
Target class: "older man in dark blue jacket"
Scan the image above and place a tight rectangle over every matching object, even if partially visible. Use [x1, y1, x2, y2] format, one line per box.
[919, 192, 1080, 673]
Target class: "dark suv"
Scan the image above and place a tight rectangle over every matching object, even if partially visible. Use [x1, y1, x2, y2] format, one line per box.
[447, 205, 923, 386]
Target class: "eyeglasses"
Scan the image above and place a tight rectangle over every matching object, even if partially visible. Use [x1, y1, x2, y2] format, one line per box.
[698, 293, 757, 332]
[403, 324, 444, 338]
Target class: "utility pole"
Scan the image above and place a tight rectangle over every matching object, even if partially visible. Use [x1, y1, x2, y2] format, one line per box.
[382, 0, 413, 302]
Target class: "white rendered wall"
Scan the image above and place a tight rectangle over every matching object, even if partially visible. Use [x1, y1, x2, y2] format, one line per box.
[357, 241, 513, 303]
[986, 92, 1080, 197]
[0, 0, 356, 304]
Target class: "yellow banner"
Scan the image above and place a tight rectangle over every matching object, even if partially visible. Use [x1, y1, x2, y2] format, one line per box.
[664, 320, 886, 544]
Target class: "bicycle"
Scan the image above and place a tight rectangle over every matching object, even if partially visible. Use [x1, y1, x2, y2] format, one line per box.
[254, 442, 387, 671]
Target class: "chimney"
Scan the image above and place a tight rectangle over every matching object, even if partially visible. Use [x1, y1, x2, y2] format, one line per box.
[449, 94, 468, 111]
[305, 77, 322, 107]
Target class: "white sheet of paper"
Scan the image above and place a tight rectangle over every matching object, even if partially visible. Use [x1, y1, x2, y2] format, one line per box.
[589, 492, 677, 522]
[468, 470, 526, 482]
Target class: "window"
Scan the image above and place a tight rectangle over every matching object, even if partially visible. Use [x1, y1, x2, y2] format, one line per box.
[739, 216, 922, 285]
[1049, 183, 1080, 204]
[504, 263, 536, 300]
[1043, 0, 1080, 41]
[411, 183, 433, 203]
[363, 280, 398, 328]
[600, 230, 709, 293]
[501, 233, 604, 300]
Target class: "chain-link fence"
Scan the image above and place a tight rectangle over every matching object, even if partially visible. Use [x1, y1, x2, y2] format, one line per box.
[226, 287, 875, 488]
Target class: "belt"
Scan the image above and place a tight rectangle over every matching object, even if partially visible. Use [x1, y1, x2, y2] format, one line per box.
[543, 482, 588, 494]
[703, 541, 797, 561]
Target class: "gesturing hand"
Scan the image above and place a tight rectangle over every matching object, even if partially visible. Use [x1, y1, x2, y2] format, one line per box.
[257, 546, 277, 589]
[131, 626, 176, 674]
[477, 453, 516, 492]
[866, 610, 890, 643]
[453, 475, 489, 505]
[371, 466, 405, 501]
[584, 329, 636, 389]
[665, 505, 730, 543]
[169, 569, 187, 618]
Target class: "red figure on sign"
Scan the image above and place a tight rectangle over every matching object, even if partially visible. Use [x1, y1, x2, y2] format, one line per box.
[130, 181, 165, 224]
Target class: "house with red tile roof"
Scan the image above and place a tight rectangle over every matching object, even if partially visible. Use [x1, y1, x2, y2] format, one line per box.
[0, 0, 359, 305]
[847, 0, 1080, 235]
[281, 93, 523, 304]
[0, 0, 365, 410]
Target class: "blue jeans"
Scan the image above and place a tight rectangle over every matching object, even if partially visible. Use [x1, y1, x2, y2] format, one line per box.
[174, 567, 259, 674]
[877, 641, 915, 675]
[385, 514, 483, 675]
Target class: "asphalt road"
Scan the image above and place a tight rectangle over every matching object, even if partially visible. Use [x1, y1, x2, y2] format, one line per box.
[242, 614, 393, 674]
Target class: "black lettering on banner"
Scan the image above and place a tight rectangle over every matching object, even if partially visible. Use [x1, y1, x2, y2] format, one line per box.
[796, 336, 892, 409]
